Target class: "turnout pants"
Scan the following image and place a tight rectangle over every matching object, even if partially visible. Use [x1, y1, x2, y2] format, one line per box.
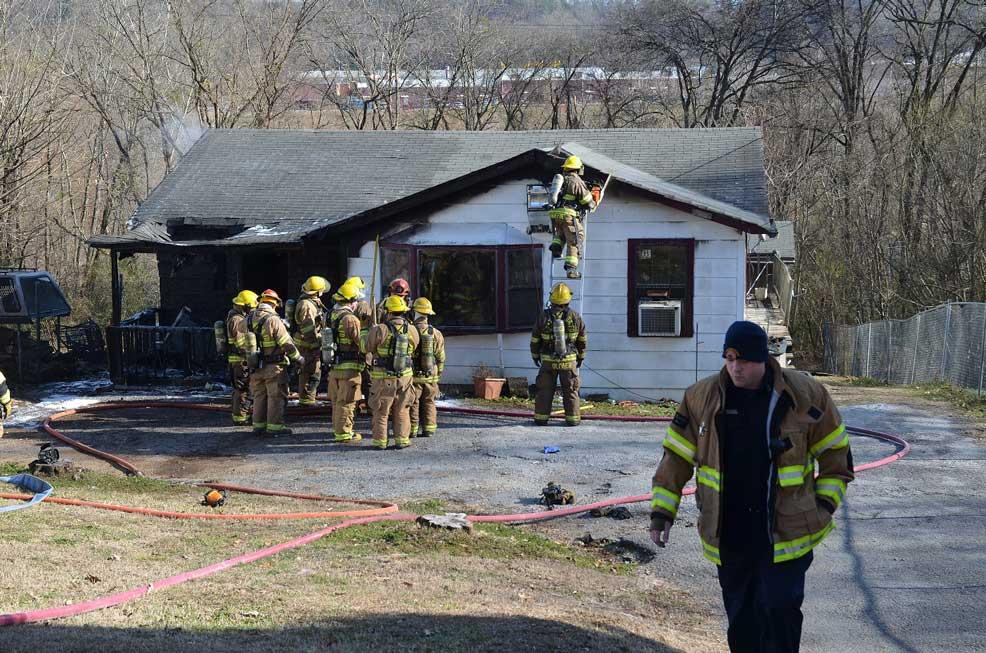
[230, 362, 252, 425]
[551, 214, 585, 270]
[534, 367, 581, 425]
[296, 345, 321, 405]
[409, 381, 439, 436]
[250, 364, 288, 434]
[369, 376, 413, 447]
[329, 369, 362, 439]
[717, 550, 813, 653]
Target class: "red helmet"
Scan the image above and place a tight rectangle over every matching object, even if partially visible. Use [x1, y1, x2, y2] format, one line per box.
[389, 278, 410, 297]
[260, 289, 282, 305]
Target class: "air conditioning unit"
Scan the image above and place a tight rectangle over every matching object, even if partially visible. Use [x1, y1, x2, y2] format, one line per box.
[638, 300, 682, 336]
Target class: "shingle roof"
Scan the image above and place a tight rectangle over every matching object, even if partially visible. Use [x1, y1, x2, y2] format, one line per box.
[560, 143, 774, 233]
[105, 128, 770, 248]
[747, 220, 795, 259]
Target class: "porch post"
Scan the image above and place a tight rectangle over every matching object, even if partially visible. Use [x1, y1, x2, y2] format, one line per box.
[111, 249, 122, 326]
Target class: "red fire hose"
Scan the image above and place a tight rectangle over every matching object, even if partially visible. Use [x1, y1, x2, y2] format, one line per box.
[0, 400, 909, 626]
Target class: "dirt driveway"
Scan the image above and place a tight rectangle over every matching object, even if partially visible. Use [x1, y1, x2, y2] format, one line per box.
[2, 382, 984, 651]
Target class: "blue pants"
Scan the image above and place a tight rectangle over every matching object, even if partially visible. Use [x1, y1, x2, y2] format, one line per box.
[717, 550, 812, 653]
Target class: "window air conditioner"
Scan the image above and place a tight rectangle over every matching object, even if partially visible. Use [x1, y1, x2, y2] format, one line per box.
[638, 300, 682, 336]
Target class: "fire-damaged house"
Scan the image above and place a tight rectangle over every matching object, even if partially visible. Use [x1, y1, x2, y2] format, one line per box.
[89, 128, 778, 400]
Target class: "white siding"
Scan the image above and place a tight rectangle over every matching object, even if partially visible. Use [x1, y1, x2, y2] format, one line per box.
[347, 179, 747, 401]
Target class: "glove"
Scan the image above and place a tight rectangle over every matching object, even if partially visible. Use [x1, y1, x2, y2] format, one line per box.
[532, 356, 541, 368]
[0, 401, 8, 420]
[649, 512, 673, 548]
[293, 354, 306, 370]
[816, 498, 836, 514]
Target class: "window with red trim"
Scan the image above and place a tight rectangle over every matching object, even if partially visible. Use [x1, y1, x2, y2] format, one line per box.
[627, 239, 694, 337]
[381, 244, 542, 334]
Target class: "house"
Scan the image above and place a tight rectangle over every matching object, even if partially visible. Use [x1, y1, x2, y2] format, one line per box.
[745, 220, 797, 365]
[89, 128, 776, 400]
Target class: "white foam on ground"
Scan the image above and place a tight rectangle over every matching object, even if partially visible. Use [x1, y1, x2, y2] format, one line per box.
[6, 374, 225, 429]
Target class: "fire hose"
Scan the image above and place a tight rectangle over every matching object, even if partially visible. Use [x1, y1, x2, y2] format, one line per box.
[0, 400, 909, 626]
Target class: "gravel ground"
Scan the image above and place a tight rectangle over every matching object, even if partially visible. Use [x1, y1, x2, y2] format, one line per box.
[4, 387, 984, 652]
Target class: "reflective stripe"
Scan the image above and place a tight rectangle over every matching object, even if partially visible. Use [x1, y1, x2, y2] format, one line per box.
[266, 423, 286, 432]
[774, 520, 835, 563]
[815, 477, 847, 510]
[534, 413, 550, 421]
[663, 427, 697, 466]
[810, 423, 848, 456]
[650, 487, 681, 518]
[564, 256, 578, 265]
[778, 465, 807, 487]
[228, 355, 244, 363]
[701, 537, 722, 565]
[697, 466, 721, 492]
[275, 335, 292, 346]
[565, 415, 580, 424]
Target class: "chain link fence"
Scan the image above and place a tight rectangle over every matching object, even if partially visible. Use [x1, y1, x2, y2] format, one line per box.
[823, 302, 986, 395]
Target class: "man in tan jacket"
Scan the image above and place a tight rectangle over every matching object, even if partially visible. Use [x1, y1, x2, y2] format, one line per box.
[649, 321, 853, 653]
[366, 295, 419, 450]
[409, 297, 446, 437]
[293, 276, 329, 406]
[327, 282, 365, 443]
[247, 289, 303, 437]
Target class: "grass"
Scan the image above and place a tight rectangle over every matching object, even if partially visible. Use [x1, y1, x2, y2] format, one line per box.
[319, 521, 634, 576]
[466, 395, 678, 418]
[0, 464, 715, 652]
[910, 382, 986, 419]
[825, 376, 888, 387]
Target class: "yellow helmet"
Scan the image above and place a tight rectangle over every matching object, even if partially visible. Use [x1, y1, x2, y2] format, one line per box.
[302, 276, 329, 295]
[549, 282, 572, 305]
[412, 297, 435, 315]
[384, 295, 409, 314]
[233, 290, 259, 309]
[562, 155, 583, 172]
[333, 281, 359, 302]
[345, 276, 366, 290]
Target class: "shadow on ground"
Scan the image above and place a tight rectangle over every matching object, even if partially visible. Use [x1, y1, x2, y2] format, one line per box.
[0, 613, 686, 653]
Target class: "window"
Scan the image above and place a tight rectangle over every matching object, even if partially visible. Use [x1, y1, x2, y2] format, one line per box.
[419, 248, 497, 329]
[381, 244, 542, 334]
[628, 239, 694, 337]
[0, 278, 21, 314]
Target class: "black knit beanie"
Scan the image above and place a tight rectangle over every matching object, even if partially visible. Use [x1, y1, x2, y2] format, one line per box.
[722, 321, 769, 363]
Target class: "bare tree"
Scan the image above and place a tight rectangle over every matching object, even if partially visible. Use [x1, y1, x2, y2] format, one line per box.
[310, 0, 433, 130]
[619, 0, 809, 127]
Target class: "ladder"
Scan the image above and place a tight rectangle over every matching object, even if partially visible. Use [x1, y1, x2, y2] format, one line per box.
[545, 174, 610, 315]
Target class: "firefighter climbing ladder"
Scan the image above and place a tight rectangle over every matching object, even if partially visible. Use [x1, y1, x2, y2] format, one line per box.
[547, 173, 612, 314]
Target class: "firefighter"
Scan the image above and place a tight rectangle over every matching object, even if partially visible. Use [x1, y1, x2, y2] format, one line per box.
[347, 276, 374, 414]
[226, 290, 258, 426]
[366, 294, 419, 449]
[375, 278, 411, 323]
[649, 321, 854, 653]
[531, 282, 587, 426]
[247, 289, 303, 437]
[409, 297, 446, 437]
[327, 281, 365, 443]
[0, 368, 11, 438]
[293, 276, 330, 406]
[547, 155, 597, 279]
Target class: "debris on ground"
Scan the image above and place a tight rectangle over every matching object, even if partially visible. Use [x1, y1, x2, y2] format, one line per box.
[589, 505, 632, 520]
[542, 445, 560, 454]
[416, 513, 473, 532]
[540, 482, 574, 508]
